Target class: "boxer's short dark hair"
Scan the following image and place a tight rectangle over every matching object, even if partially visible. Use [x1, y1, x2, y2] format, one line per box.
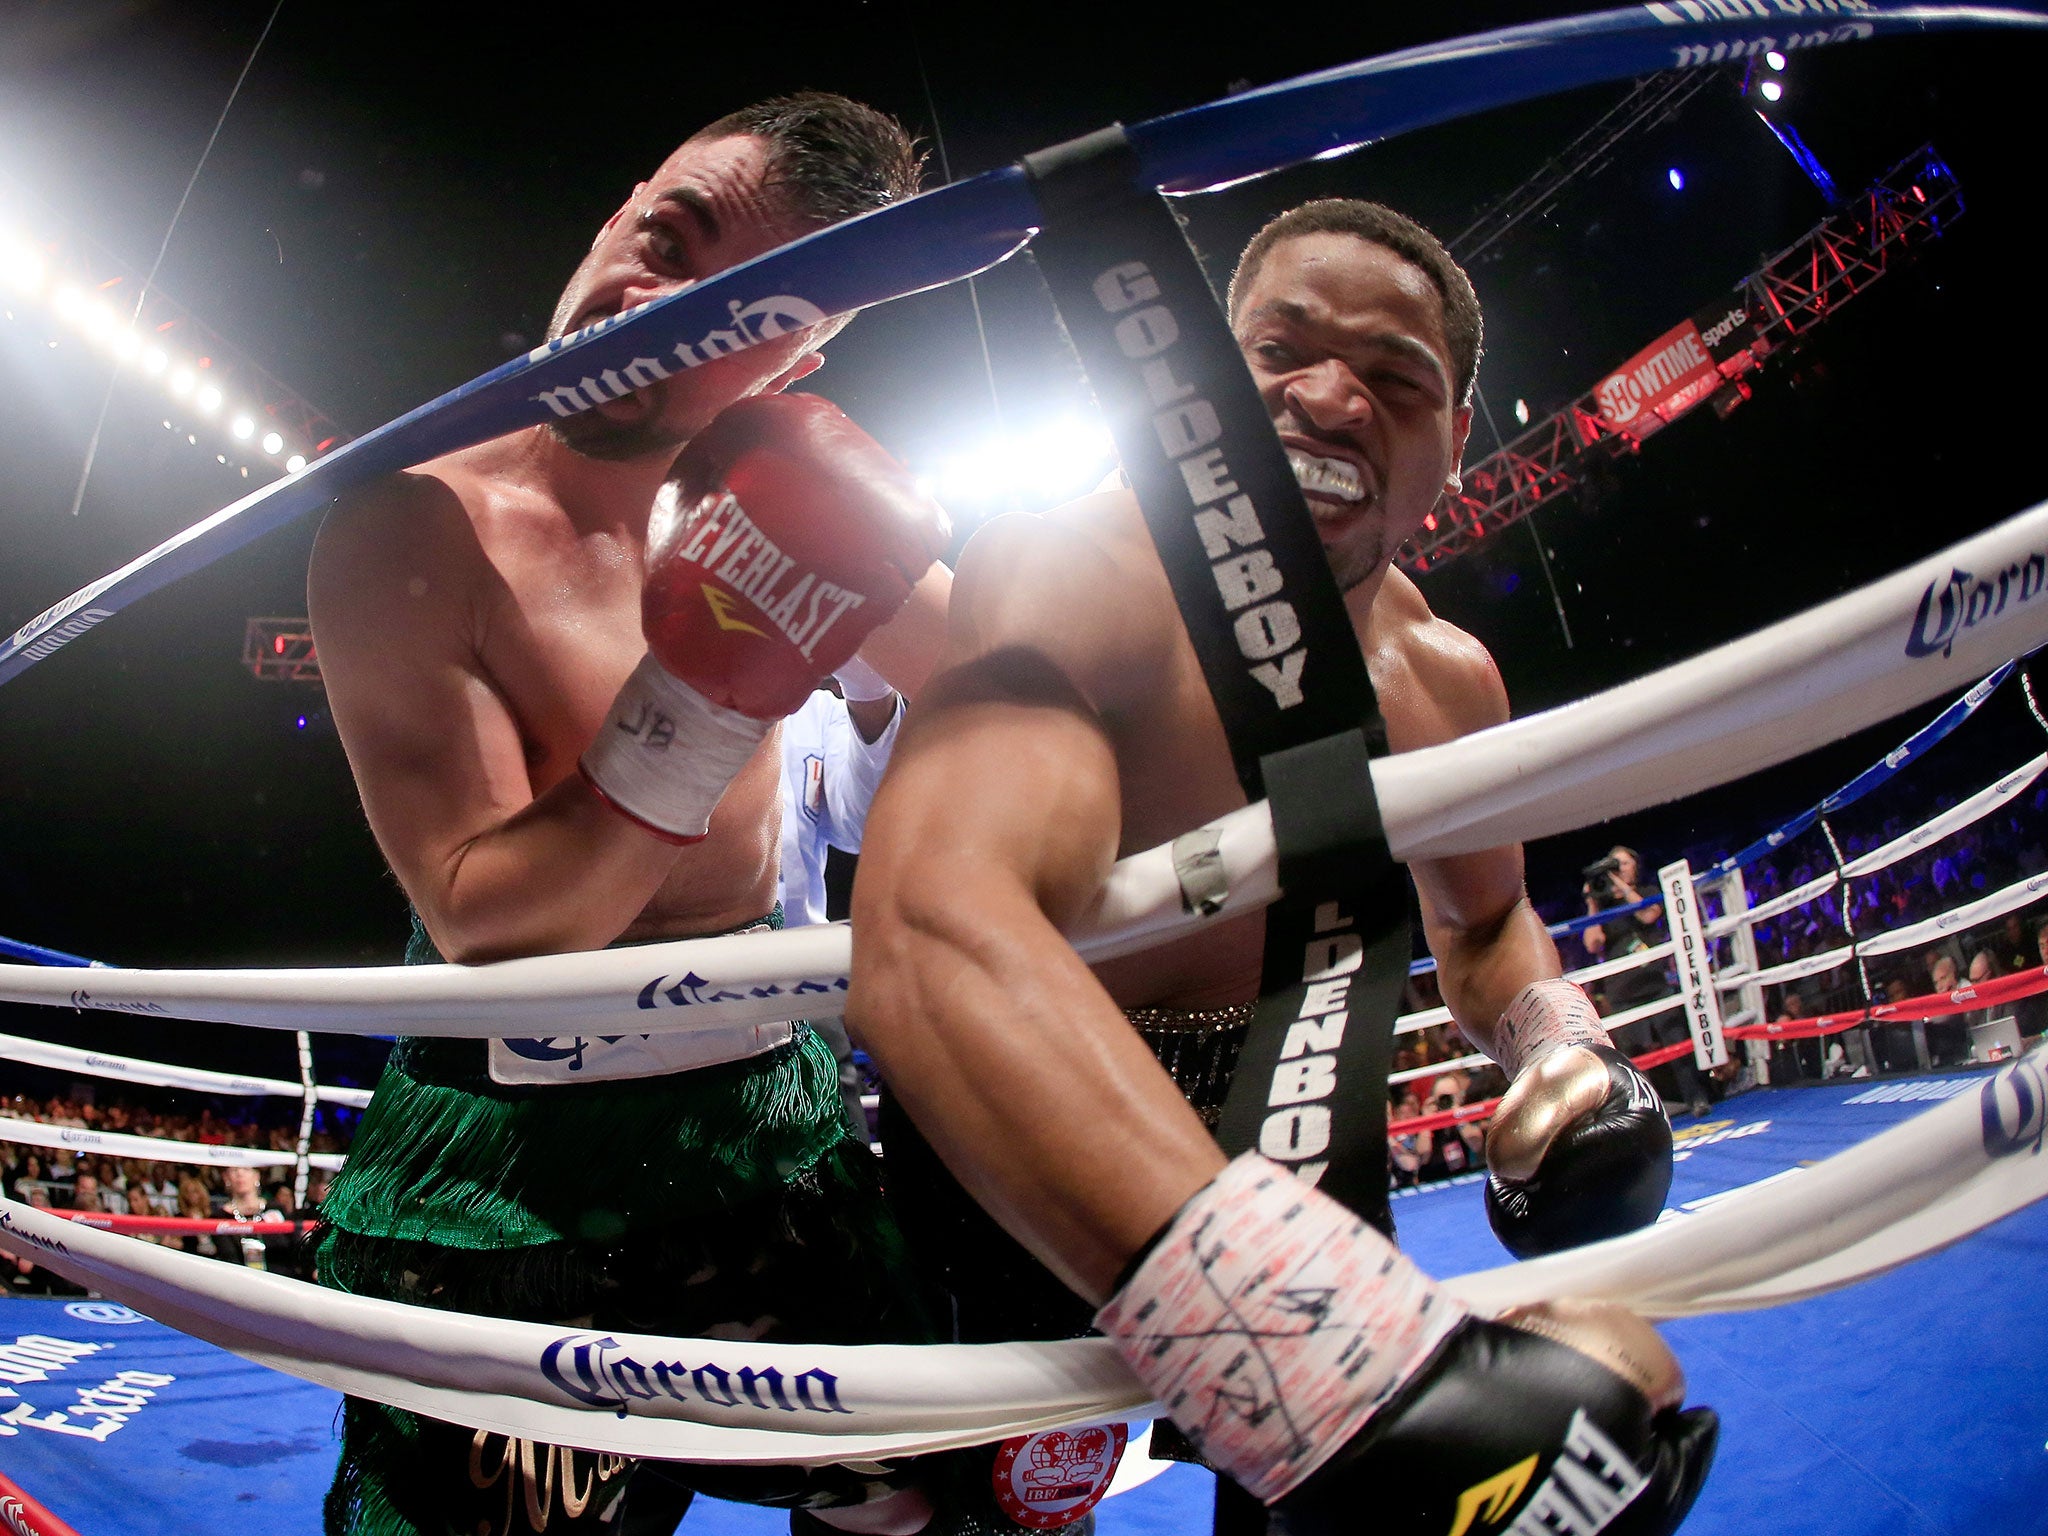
[1229, 198, 1482, 406]
[692, 92, 923, 225]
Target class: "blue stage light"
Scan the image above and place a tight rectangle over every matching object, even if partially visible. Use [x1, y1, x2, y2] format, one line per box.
[1668, 167, 1686, 191]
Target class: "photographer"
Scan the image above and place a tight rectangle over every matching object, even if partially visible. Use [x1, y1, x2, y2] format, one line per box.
[1581, 847, 1710, 1118]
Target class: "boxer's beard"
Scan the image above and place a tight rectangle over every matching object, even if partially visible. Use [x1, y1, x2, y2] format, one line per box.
[544, 399, 690, 463]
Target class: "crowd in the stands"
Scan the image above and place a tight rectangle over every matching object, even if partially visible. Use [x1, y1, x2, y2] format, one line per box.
[0, 1089, 351, 1291]
[6, 780, 2045, 1223]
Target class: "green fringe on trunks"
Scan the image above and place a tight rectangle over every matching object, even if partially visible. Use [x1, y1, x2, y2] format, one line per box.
[321, 907, 852, 1249]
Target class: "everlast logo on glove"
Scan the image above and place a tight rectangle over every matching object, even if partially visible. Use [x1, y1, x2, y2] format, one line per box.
[1451, 1411, 1649, 1536]
[670, 491, 867, 661]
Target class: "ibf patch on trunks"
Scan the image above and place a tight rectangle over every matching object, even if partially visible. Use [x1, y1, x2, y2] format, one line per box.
[990, 1422, 1127, 1529]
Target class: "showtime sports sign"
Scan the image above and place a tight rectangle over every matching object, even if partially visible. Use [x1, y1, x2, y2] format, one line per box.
[1595, 318, 1724, 434]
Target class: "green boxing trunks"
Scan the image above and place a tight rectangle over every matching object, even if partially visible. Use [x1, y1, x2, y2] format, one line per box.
[318, 913, 930, 1536]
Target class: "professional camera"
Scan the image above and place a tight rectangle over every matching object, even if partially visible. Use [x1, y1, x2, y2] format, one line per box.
[1582, 853, 1624, 904]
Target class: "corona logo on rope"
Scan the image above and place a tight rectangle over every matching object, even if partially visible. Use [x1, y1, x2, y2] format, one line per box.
[1644, 0, 1877, 70]
[539, 1332, 853, 1418]
[528, 295, 828, 418]
[1905, 554, 2048, 659]
[1980, 1057, 2047, 1159]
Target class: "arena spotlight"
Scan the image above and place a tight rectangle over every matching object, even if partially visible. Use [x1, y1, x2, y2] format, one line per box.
[196, 383, 223, 413]
[1760, 79, 1784, 102]
[1766, 49, 1787, 70]
[0, 233, 45, 295]
[285, 454, 307, 473]
[1514, 398, 1531, 425]
[231, 415, 255, 440]
[925, 415, 1116, 511]
[141, 346, 168, 374]
[261, 431, 284, 456]
[168, 367, 196, 397]
[1668, 167, 1685, 191]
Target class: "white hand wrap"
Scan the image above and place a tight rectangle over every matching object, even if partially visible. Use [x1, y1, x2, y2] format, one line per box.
[1095, 1153, 1467, 1504]
[1494, 978, 1611, 1080]
[579, 654, 770, 843]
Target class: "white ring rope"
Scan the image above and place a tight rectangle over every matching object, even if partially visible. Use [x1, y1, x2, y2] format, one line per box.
[0, 1030, 371, 1107]
[3, 501, 2046, 1040]
[3, 1053, 2040, 1459]
[1739, 866, 2048, 990]
[0, 1116, 345, 1171]
[1702, 752, 2048, 937]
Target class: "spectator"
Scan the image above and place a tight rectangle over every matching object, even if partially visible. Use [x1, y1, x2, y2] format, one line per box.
[1998, 912, 2037, 975]
[1927, 950, 1962, 994]
[2018, 919, 2048, 1043]
[1583, 845, 1707, 1117]
[221, 1166, 282, 1271]
[123, 1184, 163, 1246]
[7, 1152, 46, 1204]
[1765, 990, 1821, 1082]
[1389, 1090, 1427, 1189]
[70, 1172, 103, 1214]
[174, 1176, 242, 1264]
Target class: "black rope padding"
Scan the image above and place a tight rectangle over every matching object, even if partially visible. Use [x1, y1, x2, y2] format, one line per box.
[1021, 128, 1409, 1229]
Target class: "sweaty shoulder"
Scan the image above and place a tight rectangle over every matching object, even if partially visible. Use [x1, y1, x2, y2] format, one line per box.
[1369, 566, 1509, 752]
[945, 488, 1174, 718]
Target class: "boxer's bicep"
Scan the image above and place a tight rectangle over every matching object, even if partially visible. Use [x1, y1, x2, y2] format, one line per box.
[850, 519, 1221, 1299]
[862, 513, 1130, 933]
[309, 479, 535, 906]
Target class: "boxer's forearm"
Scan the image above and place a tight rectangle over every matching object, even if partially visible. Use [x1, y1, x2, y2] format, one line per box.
[853, 865, 1223, 1302]
[848, 678, 1222, 1303]
[1426, 893, 1566, 1062]
[418, 774, 690, 963]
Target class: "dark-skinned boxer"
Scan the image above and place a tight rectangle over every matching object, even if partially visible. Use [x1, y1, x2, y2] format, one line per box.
[850, 198, 1711, 1535]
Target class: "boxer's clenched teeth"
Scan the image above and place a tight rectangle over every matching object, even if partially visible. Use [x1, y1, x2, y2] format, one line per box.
[1285, 449, 1370, 504]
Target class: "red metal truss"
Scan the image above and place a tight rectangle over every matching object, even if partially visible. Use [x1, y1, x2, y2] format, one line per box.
[1403, 144, 1962, 572]
[243, 617, 322, 683]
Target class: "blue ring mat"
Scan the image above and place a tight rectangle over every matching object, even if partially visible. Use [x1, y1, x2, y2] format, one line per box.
[2, 1071, 2042, 1535]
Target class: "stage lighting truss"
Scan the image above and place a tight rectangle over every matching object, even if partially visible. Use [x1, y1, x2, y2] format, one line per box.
[1403, 145, 1962, 572]
[0, 190, 346, 482]
[243, 617, 322, 683]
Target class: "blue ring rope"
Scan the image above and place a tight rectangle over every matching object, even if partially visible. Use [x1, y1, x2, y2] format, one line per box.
[1399, 660, 2014, 972]
[3, 1, 2042, 686]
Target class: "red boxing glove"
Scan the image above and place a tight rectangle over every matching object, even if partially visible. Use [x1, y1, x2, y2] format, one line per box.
[582, 395, 949, 842]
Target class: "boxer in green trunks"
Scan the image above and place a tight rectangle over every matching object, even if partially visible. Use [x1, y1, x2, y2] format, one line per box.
[307, 94, 951, 1536]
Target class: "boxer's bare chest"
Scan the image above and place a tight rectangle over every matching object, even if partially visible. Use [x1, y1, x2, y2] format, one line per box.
[461, 483, 782, 933]
[1088, 546, 1446, 1011]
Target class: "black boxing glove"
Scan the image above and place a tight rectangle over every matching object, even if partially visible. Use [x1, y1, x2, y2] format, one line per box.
[1096, 1155, 1715, 1533]
[1279, 1300, 1717, 1536]
[1483, 980, 1674, 1260]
